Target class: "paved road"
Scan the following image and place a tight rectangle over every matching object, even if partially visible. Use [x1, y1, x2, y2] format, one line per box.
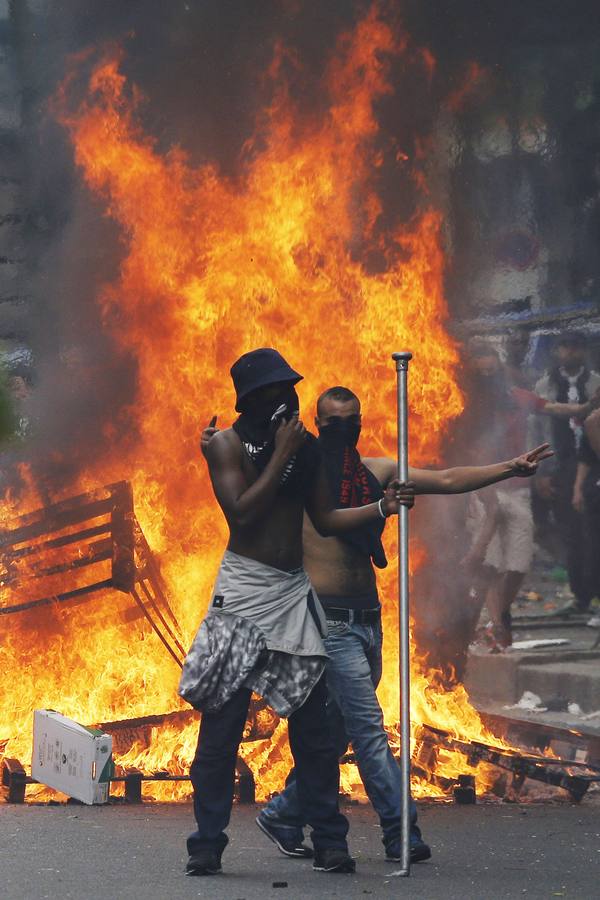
[2, 799, 599, 900]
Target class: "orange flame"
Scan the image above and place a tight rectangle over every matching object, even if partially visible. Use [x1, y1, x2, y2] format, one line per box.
[1, 5, 508, 802]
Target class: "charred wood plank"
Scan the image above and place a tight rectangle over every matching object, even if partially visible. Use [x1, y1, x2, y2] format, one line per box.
[1, 757, 27, 803]
[0, 499, 112, 547]
[99, 710, 196, 732]
[235, 757, 255, 804]
[0, 578, 114, 616]
[479, 710, 600, 766]
[130, 586, 184, 669]
[419, 724, 595, 802]
[1, 538, 112, 586]
[111, 482, 135, 592]
[0, 482, 127, 532]
[137, 578, 186, 658]
[123, 768, 143, 803]
[133, 518, 181, 634]
[453, 774, 477, 804]
[2, 523, 110, 561]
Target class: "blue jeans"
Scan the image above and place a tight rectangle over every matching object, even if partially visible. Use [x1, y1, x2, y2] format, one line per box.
[263, 619, 419, 850]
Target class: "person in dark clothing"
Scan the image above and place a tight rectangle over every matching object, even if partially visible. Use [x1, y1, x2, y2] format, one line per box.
[573, 409, 600, 626]
[531, 333, 600, 613]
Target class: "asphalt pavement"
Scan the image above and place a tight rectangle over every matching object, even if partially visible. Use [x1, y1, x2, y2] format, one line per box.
[1, 798, 599, 900]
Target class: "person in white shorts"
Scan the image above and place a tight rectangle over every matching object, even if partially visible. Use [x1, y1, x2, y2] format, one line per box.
[460, 341, 591, 648]
[466, 484, 534, 646]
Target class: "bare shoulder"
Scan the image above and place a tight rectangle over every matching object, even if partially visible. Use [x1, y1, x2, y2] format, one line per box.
[205, 427, 241, 464]
[362, 456, 395, 486]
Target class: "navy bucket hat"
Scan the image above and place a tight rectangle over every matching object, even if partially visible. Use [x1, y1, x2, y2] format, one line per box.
[230, 348, 303, 412]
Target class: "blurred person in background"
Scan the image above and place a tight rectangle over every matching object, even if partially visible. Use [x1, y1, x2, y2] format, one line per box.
[461, 341, 597, 648]
[573, 409, 600, 627]
[530, 332, 600, 615]
[461, 343, 538, 649]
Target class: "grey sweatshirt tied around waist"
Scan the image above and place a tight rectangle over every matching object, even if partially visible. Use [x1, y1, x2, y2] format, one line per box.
[178, 551, 328, 716]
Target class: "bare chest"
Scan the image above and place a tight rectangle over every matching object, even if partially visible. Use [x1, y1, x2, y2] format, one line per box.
[302, 515, 375, 596]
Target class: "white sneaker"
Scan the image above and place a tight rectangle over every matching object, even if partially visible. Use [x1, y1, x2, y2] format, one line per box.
[586, 615, 600, 628]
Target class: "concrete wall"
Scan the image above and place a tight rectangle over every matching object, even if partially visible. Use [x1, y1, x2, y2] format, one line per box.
[0, 0, 31, 374]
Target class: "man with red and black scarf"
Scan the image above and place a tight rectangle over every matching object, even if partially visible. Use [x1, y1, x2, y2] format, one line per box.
[202, 384, 551, 866]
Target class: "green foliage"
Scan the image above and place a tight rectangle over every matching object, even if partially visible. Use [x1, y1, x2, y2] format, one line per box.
[0, 374, 18, 443]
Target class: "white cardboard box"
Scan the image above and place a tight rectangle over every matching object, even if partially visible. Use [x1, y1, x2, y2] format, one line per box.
[31, 709, 113, 804]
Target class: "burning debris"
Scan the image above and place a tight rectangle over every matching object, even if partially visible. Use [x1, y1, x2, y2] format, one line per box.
[413, 724, 600, 803]
[3, 474, 594, 808]
[0, 482, 136, 617]
[5, 697, 600, 806]
[0, 481, 186, 667]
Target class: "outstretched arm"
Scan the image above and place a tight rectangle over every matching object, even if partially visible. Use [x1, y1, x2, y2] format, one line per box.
[513, 385, 600, 419]
[305, 461, 413, 537]
[369, 444, 553, 494]
[542, 397, 599, 418]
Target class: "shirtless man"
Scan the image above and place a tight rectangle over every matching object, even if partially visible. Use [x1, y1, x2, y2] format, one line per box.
[202, 384, 552, 866]
[181, 351, 409, 877]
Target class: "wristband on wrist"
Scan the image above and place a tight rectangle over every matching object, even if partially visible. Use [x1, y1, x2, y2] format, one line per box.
[378, 498, 388, 519]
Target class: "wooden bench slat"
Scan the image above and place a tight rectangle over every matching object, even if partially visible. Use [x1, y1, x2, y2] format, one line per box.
[1, 538, 112, 588]
[0, 498, 113, 547]
[0, 578, 114, 616]
[3, 523, 111, 561]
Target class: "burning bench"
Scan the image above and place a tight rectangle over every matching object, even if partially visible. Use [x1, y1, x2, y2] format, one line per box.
[0, 481, 185, 666]
[412, 722, 600, 803]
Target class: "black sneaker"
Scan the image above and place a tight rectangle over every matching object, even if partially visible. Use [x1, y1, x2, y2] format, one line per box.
[185, 849, 223, 876]
[256, 813, 313, 858]
[312, 848, 356, 873]
[385, 838, 432, 864]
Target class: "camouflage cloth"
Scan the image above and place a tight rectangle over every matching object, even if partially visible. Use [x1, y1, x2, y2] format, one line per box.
[178, 551, 327, 716]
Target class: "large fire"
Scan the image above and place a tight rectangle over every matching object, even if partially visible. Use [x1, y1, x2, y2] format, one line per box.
[1, 5, 507, 801]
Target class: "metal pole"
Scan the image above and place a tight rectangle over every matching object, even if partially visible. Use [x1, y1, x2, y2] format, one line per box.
[391, 351, 412, 877]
